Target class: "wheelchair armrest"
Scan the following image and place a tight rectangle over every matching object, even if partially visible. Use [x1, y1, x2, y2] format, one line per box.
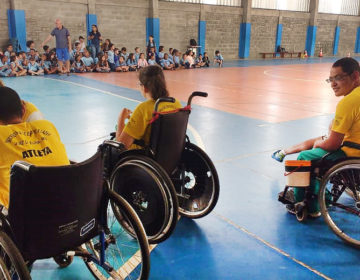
[187, 91, 208, 106]
[103, 140, 126, 150]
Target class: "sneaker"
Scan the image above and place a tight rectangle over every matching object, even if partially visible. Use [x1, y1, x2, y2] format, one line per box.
[272, 150, 285, 162]
[308, 211, 321, 218]
[286, 204, 296, 215]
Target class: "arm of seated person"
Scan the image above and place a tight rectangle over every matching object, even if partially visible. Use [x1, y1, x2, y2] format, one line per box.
[313, 130, 344, 151]
[115, 108, 133, 149]
[116, 131, 134, 149]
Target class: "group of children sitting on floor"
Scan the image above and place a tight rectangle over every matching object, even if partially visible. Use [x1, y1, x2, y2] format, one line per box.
[0, 37, 224, 77]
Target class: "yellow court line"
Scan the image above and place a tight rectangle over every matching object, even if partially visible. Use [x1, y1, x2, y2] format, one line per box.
[214, 212, 333, 280]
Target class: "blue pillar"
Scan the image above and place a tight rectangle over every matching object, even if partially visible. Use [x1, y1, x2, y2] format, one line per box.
[7, 9, 26, 52]
[146, 18, 160, 49]
[239, 23, 251, 58]
[275, 23, 283, 56]
[333, 26, 340, 55]
[355, 26, 360, 53]
[305, 25, 317, 57]
[86, 14, 97, 45]
[198, 20, 206, 56]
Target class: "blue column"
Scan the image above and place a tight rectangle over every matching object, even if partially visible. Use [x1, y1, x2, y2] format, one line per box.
[198, 20, 206, 56]
[86, 14, 97, 45]
[7, 9, 26, 52]
[146, 18, 160, 49]
[275, 23, 283, 56]
[239, 23, 251, 58]
[305, 25, 317, 57]
[333, 26, 340, 55]
[355, 26, 360, 53]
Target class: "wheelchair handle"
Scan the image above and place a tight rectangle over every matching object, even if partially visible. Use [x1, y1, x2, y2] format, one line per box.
[154, 97, 175, 112]
[187, 91, 208, 106]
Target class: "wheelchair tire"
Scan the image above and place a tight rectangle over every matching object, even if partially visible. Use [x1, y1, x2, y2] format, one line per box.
[172, 142, 219, 219]
[0, 231, 31, 280]
[84, 191, 150, 280]
[319, 160, 360, 248]
[110, 154, 178, 244]
[0, 257, 11, 280]
[53, 253, 74, 268]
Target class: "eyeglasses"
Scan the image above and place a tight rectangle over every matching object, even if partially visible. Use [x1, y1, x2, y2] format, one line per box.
[138, 82, 143, 87]
[325, 74, 349, 83]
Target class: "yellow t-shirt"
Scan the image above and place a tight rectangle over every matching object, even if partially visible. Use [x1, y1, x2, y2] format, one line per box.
[0, 120, 69, 208]
[123, 99, 182, 149]
[332, 86, 360, 157]
[22, 101, 44, 122]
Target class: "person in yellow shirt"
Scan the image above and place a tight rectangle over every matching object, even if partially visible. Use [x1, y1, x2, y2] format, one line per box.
[278, 57, 360, 217]
[0, 79, 44, 122]
[0, 86, 69, 208]
[116, 65, 182, 149]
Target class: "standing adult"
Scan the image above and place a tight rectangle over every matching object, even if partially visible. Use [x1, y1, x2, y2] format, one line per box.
[88, 24, 102, 61]
[41, 19, 71, 75]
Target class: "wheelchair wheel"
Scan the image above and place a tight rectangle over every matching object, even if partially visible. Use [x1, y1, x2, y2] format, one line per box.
[0, 231, 31, 280]
[172, 142, 219, 219]
[84, 191, 150, 280]
[53, 253, 74, 268]
[110, 154, 178, 244]
[319, 160, 360, 248]
[0, 257, 11, 280]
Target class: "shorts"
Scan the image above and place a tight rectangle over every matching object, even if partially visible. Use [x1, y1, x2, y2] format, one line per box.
[56, 48, 70, 62]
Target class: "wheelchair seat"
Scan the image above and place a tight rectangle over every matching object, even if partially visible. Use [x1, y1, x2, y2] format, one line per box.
[109, 92, 220, 243]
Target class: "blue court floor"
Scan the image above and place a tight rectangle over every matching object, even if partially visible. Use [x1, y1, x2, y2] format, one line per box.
[3, 57, 360, 279]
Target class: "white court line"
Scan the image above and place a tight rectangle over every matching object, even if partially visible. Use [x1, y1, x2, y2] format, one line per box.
[214, 213, 333, 280]
[45, 76, 330, 279]
[44, 77, 203, 148]
[263, 69, 325, 83]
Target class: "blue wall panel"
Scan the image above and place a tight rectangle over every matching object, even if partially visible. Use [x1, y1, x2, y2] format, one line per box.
[239, 23, 251, 58]
[146, 18, 160, 50]
[305, 25, 317, 57]
[333, 26, 340, 55]
[198, 20, 206, 56]
[7, 9, 26, 52]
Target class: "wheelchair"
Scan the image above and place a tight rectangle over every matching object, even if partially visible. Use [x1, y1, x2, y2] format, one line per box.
[279, 146, 360, 249]
[0, 141, 150, 280]
[107, 92, 220, 244]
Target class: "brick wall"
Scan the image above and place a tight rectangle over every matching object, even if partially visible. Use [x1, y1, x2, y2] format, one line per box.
[0, 0, 10, 49]
[316, 17, 337, 56]
[338, 16, 359, 57]
[204, 5, 242, 59]
[96, 0, 149, 54]
[281, 15, 308, 53]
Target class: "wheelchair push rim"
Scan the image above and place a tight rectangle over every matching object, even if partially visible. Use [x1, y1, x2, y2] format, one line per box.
[319, 160, 360, 248]
[0, 231, 31, 280]
[172, 142, 219, 219]
[84, 192, 150, 280]
[110, 154, 178, 244]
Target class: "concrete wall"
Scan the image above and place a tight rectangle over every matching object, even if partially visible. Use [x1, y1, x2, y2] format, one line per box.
[0, 0, 10, 49]
[21, 0, 88, 50]
[249, 10, 278, 57]
[316, 16, 338, 56]
[96, 0, 149, 54]
[338, 16, 360, 57]
[204, 5, 241, 59]
[281, 14, 308, 53]
[158, 2, 199, 55]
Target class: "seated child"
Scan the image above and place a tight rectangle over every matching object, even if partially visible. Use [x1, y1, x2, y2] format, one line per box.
[160, 53, 175, 70]
[134, 47, 141, 63]
[148, 54, 156, 66]
[4, 44, 13, 60]
[126, 53, 137, 71]
[115, 65, 182, 149]
[196, 54, 206, 67]
[118, 56, 129, 72]
[81, 50, 96, 72]
[120, 47, 129, 61]
[0, 55, 13, 77]
[214, 50, 223, 67]
[203, 52, 210, 67]
[172, 50, 180, 68]
[96, 54, 111, 72]
[107, 44, 116, 71]
[27, 57, 44, 75]
[10, 55, 27, 76]
[137, 53, 148, 69]
[72, 54, 86, 73]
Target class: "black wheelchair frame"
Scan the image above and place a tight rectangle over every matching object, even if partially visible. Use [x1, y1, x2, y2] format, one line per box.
[279, 148, 360, 248]
[0, 142, 150, 280]
[108, 91, 220, 244]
